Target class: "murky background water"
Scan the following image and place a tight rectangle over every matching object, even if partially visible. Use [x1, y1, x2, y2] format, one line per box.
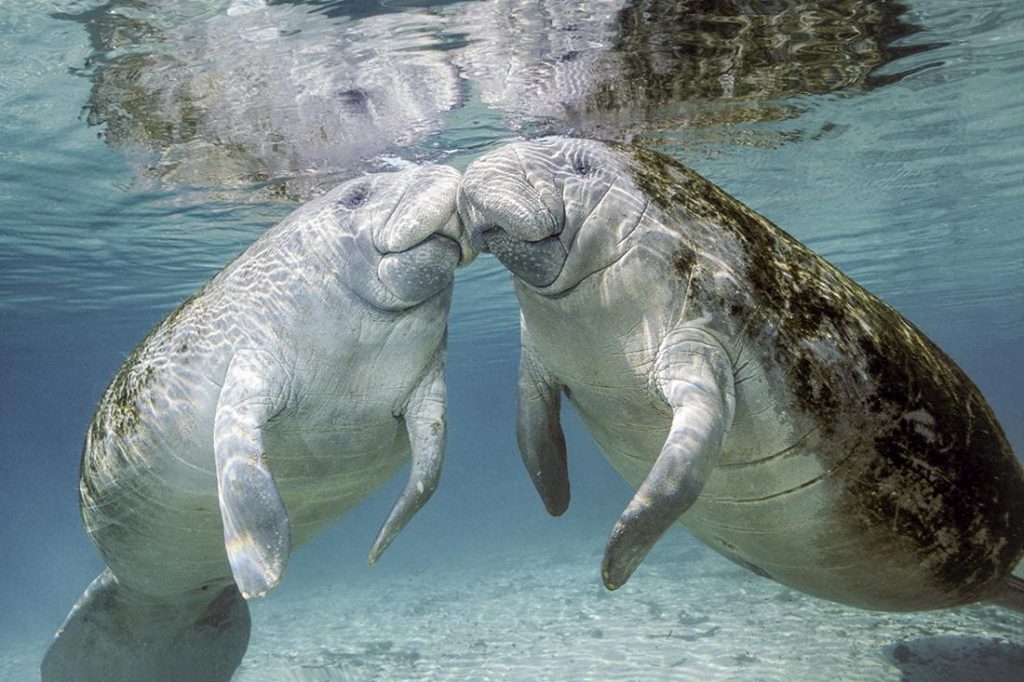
[1, 0, 1021, 679]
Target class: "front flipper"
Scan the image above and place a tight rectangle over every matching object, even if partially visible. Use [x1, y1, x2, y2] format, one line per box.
[369, 350, 448, 563]
[517, 323, 570, 516]
[214, 348, 292, 599]
[602, 328, 735, 590]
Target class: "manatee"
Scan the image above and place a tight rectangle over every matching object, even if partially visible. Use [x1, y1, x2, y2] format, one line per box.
[42, 165, 473, 681]
[457, 137, 1024, 612]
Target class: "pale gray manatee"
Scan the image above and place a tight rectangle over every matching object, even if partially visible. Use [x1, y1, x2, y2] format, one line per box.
[42, 165, 473, 681]
[457, 137, 1024, 612]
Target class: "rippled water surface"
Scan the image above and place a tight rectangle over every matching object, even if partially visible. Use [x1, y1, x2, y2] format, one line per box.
[1, 0, 1021, 679]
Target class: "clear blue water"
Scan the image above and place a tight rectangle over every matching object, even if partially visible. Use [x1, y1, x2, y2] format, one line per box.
[1, 0, 1022, 678]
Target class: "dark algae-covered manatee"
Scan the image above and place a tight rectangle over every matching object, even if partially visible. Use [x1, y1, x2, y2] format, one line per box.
[42, 165, 474, 682]
[458, 137, 1024, 612]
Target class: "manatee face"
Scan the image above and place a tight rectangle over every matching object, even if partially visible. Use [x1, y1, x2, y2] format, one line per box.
[329, 166, 474, 309]
[458, 138, 647, 292]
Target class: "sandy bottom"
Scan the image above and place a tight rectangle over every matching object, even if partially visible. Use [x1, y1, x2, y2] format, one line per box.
[7, 536, 1022, 681]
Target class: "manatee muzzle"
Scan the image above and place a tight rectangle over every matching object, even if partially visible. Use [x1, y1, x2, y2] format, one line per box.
[377, 234, 461, 304]
[478, 228, 567, 288]
[459, 174, 568, 288]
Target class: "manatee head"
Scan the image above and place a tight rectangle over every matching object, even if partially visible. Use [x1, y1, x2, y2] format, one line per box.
[458, 137, 648, 293]
[326, 165, 475, 310]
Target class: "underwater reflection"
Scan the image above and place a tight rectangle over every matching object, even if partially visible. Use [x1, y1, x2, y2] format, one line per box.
[61, 0, 461, 200]
[61, 0, 939, 197]
[452, 0, 938, 145]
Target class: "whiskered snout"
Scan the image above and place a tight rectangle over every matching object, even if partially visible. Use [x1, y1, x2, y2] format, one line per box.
[378, 233, 462, 303]
[458, 145, 569, 287]
[375, 165, 475, 266]
[457, 137, 648, 293]
[373, 167, 474, 305]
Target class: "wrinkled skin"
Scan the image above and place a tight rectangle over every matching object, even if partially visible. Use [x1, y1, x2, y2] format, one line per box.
[458, 137, 1024, 613]
[43, 165, 474, 682]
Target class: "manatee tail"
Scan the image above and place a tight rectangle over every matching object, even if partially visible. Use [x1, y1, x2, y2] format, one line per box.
[988, 575, 1024, 613]
[41, 569, 250, 682]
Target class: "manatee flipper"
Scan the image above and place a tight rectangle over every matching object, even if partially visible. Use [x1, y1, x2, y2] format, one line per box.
[214, 348, 292, 599]
[369, 350, 448, 563]
[517, 322, 570, 516]
[41, 569, 250, 682]
[602, 329, 736, 590]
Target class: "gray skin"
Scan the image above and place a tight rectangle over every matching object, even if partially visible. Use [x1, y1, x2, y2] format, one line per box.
[458, 137, 1024, 612]
[42, 165, 473, 682]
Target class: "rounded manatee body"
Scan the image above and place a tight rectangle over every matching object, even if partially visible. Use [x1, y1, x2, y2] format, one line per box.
[458, 137, 1024, 612]
[43, 165, 473, 681]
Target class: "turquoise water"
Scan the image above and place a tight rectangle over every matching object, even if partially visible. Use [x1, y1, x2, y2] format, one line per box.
[1, 0, 1022, 679]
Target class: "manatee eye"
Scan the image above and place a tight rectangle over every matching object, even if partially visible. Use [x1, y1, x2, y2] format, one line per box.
[571, 158, 591, 177]
[338, 184, 370, 209]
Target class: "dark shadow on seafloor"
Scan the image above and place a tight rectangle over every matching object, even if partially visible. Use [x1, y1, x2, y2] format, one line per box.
[883, 635, 1024, 681]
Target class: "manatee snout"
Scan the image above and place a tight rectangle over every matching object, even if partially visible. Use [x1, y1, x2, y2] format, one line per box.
[365, 166, 476, 307]
[458, 148, 569, 287]
[378, 233, 462, 303]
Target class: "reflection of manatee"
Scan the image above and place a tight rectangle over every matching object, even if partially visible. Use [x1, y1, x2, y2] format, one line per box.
[68, 0, 461, 198]
[450, 0, 932, 143]
[450, 0, 626, 126]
